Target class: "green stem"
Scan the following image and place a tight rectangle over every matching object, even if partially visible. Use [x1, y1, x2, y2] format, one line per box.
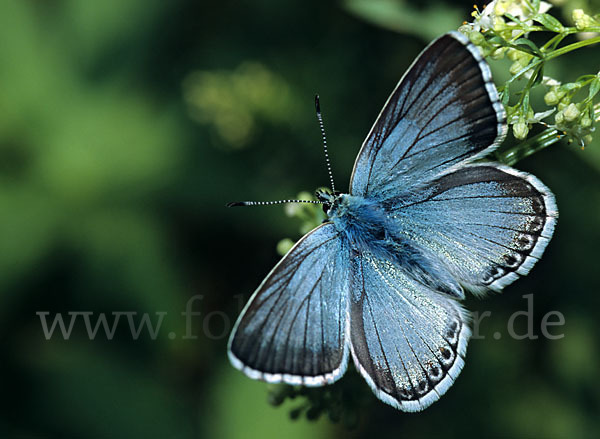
[541, 33, 567, 51]
[492, 128, 563, 166]
[500, 35, 600, 87]
[505, 59, 543, 86]
[545, 36, 600, 60]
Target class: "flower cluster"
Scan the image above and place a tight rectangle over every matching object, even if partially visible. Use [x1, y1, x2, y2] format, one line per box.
[467, 0, 553, 37]
[547, 79, 600, 147]
[461, 0, 600, 148]
[573, 8, 599, 31]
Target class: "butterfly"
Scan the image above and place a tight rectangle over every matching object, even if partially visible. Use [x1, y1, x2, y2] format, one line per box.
[227, 31, 557, 412]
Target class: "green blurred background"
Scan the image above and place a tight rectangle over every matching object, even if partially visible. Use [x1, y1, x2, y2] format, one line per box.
[1, 0, 599, 437]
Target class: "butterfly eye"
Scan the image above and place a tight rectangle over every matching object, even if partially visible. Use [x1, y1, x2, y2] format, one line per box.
[322, 203, 331, 214]
[315, 189, 328, 202]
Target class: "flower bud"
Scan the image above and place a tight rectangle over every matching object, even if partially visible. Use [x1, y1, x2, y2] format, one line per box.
[513, 121, 529, 140]
[572, 9, 592, 31]
[507, 48, 520, 61]
[555, 86, 567, 100]
[518, 53, 533, 66]
[458, 24, 471, 34]
[481, 46, 493, 57]
[563, 103, 580, 122]
[572, 9, 585, 21]
[493, 17, 506, 32]
[544, 91, 559, 106]
[510, 61, 523, 76]
[580, 114, 593, 128]
[490, 47, 505, 60]
[468, 31, 485, 46]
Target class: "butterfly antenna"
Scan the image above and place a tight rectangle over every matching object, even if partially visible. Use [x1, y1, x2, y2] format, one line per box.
[227, 199, 322, 207]
[227, 96, 336, 208]
[315, 95, 336, 194]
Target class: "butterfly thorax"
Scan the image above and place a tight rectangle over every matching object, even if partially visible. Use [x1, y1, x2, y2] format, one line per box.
[327, 194, 391, 254]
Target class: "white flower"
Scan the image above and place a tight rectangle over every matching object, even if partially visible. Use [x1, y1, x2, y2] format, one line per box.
[471, 0, 552, 32]
[493, 0, 551, 20]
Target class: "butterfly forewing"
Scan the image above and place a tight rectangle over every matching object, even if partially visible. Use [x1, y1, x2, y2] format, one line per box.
[350, 31, 506, 197]
[228, 223, 350, 386]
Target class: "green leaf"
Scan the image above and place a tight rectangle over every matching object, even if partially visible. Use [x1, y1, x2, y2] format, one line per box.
[533, 13, 564, 32]
[514, 38, 542, 56]
[488, 36, 507, 45]
[588, 77, 600, 100]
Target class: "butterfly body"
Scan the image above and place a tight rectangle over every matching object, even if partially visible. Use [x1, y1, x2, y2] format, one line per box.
[327, 192, 465, 299]
[228, 31, 557, 412]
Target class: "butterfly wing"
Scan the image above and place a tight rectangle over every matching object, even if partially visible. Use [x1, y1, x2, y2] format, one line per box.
[389, 164, 557, 293]
[350, 250, 470, 412]
[350, 31, 505, 197]
[228, 223, 350, 386]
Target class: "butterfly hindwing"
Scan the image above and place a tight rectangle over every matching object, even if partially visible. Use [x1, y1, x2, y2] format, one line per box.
[387, 164, 557, 293]
[350, 250, 470, 412]
[228, 223, 350, 386]
[350, 31, 505, 197]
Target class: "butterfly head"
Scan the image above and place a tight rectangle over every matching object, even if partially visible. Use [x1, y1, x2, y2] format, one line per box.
[315, 189, 342, 215]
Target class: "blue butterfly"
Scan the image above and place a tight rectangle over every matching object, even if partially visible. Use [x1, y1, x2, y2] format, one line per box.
[227, 31, 558, 412]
